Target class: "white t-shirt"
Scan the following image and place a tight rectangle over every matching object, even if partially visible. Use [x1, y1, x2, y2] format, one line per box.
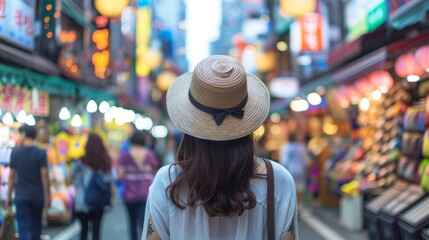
[142, 160, 298, 240]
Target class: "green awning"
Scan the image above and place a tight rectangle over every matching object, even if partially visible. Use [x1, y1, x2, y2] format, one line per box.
[389, 0, 429, 30]
[79, 85, 119, 105]
[0, 64, 26, 85]
[0, 63, 79, 96]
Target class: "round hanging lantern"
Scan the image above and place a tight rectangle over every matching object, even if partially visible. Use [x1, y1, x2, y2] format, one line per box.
[368, 70, 394, 93]
[394, 53, 425, 78]
[280, 0, 316, 18]
[95, 0, 129, 18]
[415, 45, 429, 73]
[355, 77, 373, 94]
[346, 85, 360, 104]
[141, 49, 163, 70]
[156, 71, 178, 92]
[255, 51, 276, 72]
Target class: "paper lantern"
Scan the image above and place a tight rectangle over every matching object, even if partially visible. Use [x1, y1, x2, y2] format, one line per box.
[141, 49, 163, 70]
[355, 77, 373, 94]
[255, 51, 276, 72]
[368, 70, 393, 93]
[280, 0, 316, 18]
[415, 45, 429, 73]
[95, 0, 129, 18]
[394, 53, 425, 78]
[156, 71, 177, 92]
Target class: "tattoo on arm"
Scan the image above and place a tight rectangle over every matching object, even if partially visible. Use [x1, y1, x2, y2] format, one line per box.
[148, 219, 154, 236]
[146, 216, 161, 239]
[254, 157, 264, 173]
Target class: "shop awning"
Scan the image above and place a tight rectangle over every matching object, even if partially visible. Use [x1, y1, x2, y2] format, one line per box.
[389, 0, 429, 30]
[79, 85, 119, 104]
[0, 64, 74, 97]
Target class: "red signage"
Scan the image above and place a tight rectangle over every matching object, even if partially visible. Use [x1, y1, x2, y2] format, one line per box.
[0, 84, 49, 116]
[299, 13, 324, 52]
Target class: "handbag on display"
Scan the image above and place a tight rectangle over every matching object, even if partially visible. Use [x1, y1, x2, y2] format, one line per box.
[423, 130, 429, 158]
[420, 159, 429, 192]
[0, 208, 15, 240]
[397, 156, 409, 178]
[404, 160, 418, 182]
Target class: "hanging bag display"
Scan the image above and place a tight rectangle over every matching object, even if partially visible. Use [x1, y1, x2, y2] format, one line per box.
[420, 159, 429, 192]
[423, 130, 429, 158]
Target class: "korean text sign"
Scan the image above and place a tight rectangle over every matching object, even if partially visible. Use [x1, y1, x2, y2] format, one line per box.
[0, 0, 35, 49]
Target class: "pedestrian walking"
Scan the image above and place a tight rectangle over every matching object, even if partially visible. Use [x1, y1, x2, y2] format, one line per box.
[118, 131, 158, 240]
[279, 133, 312, 210]
[71, 133, 113, 240]
[6, 124, 51, 240]
[142, 55, 298, 240]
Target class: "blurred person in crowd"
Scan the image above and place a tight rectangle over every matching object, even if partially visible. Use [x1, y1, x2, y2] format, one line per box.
[6, 124, 51, 240]
[279, 133, 312, 209]
[142, 56, 297, 240]
[118, 131, 158, 240]
[162, 136, 176, 166]
[71, 134, 113, 240]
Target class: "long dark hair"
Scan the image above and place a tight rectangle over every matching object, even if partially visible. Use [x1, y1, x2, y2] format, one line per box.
[81, 133, 112, 171]
[168, 134, 257, 217]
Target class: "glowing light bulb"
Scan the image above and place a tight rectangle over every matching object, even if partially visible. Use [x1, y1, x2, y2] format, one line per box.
[86, 100, 98, 113]
[26, 114, 36, 126]
[307, 92, 322, 105]
[2, 112, 14, 125]
[59, 107, 71, 120]
[151, 125, 168, 138]
[99, 101, 110, 113]
[16, 110, 27, 123]
[71, 114, 82, 127]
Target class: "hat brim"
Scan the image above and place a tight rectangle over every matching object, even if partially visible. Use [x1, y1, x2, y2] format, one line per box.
[166, 72, 270, 141]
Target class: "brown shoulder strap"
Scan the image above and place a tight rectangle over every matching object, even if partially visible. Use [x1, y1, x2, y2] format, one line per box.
[265, 159, 275, 240]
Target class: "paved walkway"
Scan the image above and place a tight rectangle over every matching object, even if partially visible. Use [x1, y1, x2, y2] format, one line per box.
[45, 203, 368, 240]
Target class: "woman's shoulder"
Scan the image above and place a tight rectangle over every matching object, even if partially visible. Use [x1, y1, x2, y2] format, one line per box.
[270, 160, 295, 187]
[153, 164, 179, 184]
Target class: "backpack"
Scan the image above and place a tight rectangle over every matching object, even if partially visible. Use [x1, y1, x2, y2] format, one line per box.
[85, 171, 112, 208]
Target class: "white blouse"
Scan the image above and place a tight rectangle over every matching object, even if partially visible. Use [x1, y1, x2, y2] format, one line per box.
[142, 160, 298, 240]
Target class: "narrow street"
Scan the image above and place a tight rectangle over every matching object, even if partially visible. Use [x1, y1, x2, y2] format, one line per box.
[45, 203, 368, 240]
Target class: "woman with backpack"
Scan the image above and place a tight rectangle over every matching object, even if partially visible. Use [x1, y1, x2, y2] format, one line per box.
[117, 131, 159, 240]
[71, 133, 113, 240]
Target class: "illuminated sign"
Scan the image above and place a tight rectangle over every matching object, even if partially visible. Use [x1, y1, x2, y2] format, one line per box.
[92, 29, 110, 79]
[299, 13, 324, 52]
[58, 31, 77, 43]
[346, 0, 387, 40]
[135, 7, 151, 77]
[0, 0, 35, 49]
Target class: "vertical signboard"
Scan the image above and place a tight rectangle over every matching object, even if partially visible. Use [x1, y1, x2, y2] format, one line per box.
[299, 13, 324, 52]
[0, 0, 35, 49]
[346, 0, 387, 40]
[136, 0, 151, 105]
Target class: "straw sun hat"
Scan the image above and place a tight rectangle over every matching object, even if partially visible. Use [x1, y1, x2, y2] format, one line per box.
[166, 55, 270, 141]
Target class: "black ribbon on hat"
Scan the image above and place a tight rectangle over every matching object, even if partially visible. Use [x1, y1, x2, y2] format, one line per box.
[189, 91, 247, 125]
